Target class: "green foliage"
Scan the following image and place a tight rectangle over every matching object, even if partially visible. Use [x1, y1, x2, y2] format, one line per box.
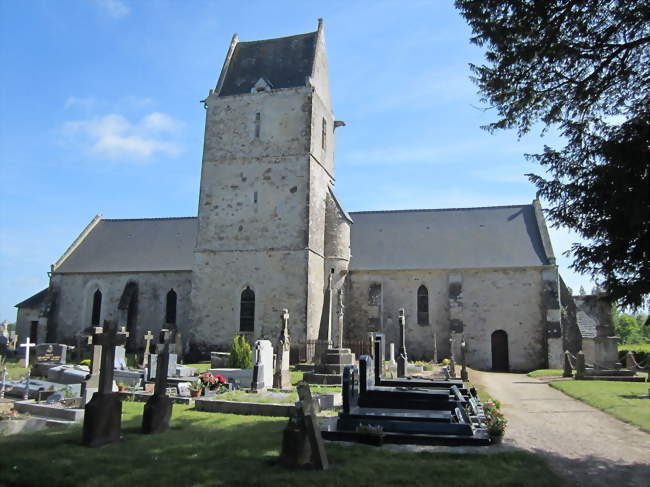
[455, 0, 650, 309]
[79, 359, 91, 367]
[228, 335, 253, 369]
[551, 380, 650, 432]
[0, 402, 562, 487]
[612, 305, 649, 344]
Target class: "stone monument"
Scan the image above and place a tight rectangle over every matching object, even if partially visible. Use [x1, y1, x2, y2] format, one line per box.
[251, 340, 273, 391]
[141, 330, 153, 370]
[82, 321, 128, 447]
[81, 327, 103, 404]
[142, 329, 174, 434]
[273, 309, 291, 390]
[396, 308, 408, 378]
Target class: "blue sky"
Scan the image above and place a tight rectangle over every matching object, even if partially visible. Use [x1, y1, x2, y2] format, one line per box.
[0, 0, 595, 322]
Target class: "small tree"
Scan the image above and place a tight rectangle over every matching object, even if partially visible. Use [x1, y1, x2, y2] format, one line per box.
[228, 335, 253, 369]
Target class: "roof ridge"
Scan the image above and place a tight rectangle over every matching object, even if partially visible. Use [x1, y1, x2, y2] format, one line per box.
[237, 31, 317, 45]
[349, 204, 530, 215]
[102, 216, 197, 222]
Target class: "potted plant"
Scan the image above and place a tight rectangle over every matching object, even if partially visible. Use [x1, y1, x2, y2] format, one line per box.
[189, 380, 204, 397]
[484, 399, 507, 443]
[116, 382, 128, 392]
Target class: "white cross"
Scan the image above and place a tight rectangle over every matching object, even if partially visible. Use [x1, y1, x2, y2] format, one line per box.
[20, 337, 36, 368]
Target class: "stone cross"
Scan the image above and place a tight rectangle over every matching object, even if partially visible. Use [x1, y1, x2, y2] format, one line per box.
[142, 330, 154, 369]
[273, 309, 291, 390]
[93, 322, 129, 395]
[296, 382, 328, 470]
[153, 329, 174, 396]
[460, 337, 469, 381]
[397, 308, 408, 377]
[337, 289, 345, 349]
[20, 337, 35, 368]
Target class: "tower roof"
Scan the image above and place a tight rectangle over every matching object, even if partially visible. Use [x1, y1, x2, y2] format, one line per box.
[218, 31, 318, 96]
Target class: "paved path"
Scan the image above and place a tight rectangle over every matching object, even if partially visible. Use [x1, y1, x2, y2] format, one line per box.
[469, 370, 650, 486]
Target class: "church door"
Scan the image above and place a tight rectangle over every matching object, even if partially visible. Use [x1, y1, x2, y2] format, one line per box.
[491, 330, 509, 371]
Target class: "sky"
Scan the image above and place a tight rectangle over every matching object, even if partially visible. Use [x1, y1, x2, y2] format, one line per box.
[0, 0, 596, 322]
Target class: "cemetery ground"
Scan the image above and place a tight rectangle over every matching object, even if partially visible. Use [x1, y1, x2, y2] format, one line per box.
[0, 400, 561, 487]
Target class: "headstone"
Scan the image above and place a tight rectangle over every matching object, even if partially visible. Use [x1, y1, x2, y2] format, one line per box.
[251, 340, 273, 391]
[460, 337, 469, 382]
[389, 343, 396, 366]
[148, 352, 177, 379]
[142, 329, 174, 434]
[296, 382, 328, 470]
[141, 330, 154, 370]
[81, 327, 103, 404]
[273, 309, 291, 390]
[114, 346, 127, 370]
[563, 351, 573, 377]
[19, 337, 36, 368]
[35, 343, 67, 364]
[575, 350, 586, 379]
[82, 321, 128, 447]
[177, 382, 191, 397]
[397, 309, 408, 378]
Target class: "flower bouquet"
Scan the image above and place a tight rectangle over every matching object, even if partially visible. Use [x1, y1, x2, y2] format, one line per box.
[484, 399, 507, 443]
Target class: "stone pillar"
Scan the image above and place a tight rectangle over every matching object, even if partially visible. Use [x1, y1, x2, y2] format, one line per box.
[273, 309, 291, 390]
[563, 351, 573, 377]
[625, 350, 636, 371]
[575, 351, 586, 379]
[397, 309, 408, 378]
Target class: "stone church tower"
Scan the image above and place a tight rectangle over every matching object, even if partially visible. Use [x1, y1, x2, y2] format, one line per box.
[190, 21, 351, 354]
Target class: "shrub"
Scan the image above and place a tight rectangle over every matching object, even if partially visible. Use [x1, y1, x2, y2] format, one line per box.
[618, 346, 649, 368]
[228, 335, 253, 369]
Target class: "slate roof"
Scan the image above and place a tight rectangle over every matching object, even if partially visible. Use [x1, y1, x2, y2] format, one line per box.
[576, 311, 598, 338]
[53, 217, 197, 274]
[15, 288, 49, 308]
[218, 32, 317, 96]
[348, 205, 551, 271]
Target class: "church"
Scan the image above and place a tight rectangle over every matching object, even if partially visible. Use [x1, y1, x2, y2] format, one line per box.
[16, 22, 581, 371]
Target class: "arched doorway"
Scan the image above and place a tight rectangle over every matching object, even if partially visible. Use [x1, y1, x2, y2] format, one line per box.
[118, 282, 138, 352]
[491, 330, 509, 371]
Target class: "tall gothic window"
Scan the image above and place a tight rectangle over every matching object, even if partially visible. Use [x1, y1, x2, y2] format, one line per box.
[166, 289, 177, 325]
[417, 285, 429, 325]
[254, 112, 261, 138]
[321, 117, 327, 150]
[240, 287, 255, 332]
[91, 289, 102, 326]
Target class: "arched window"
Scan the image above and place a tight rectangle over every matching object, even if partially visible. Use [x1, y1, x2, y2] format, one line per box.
[240, 287, 255, 332]
[166, 289, 177, 325]
[91, 289, 102, 326]
[417, 285, 429, 325]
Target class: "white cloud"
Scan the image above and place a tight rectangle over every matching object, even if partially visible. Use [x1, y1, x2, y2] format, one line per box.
[64, 96, 97, 111]
[62, 112, 182, 160]
[95, 0, 130, 18]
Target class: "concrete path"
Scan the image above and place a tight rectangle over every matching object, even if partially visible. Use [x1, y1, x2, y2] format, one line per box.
[469, 370, 650, 487]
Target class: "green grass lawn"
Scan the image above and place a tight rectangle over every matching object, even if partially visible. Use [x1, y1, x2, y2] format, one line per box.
[0, 402, 561, 487]
[3, 359, 28, 381]
[527, 369, 566, 378]
[550, 380, 650, 432]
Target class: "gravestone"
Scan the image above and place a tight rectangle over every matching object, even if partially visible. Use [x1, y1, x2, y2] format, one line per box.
[81, 327, 103, 404]
[273, 309, 291, 390]
[148, 352, 177, 379]
[142, 329, 174, 434]
[460, 337, 469, 382]
[32, 343, 69, 377]
[82, 321, 128, 447]
[296, 382, 328, 470]
[389, 343, 396, 366]
[177, 382, 191, 397]
[251, 340, 273, 391]
[141, 330, 154, 370]
[397, 309, 408, 378]
[114, 346, 128, 370]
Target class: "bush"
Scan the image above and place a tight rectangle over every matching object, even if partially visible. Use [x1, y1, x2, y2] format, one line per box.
[228, 335, 253, 369]
[618, 346, 649, 368]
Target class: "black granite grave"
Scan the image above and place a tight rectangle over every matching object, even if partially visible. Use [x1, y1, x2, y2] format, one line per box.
[142, 329, 174, 434]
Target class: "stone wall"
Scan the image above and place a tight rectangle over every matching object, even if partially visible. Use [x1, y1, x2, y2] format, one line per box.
[346, 267, 550, 370]
[49, 271, 192, 347]
[15, 307, 46, 345]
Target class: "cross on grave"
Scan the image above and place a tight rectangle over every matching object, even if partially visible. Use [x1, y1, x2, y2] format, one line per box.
[82, 321, 128, 447]
[296, 382, 328, 470]
[20, 337, 36, 368]
[142, 329, 175, 434]
[397, 309, 408, 378]
[142, 330, 154, 370]
[460, 337, 469, 382]
[273, 309, 291, 390]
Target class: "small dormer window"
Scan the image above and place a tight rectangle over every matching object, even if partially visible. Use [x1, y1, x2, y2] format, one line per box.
[251, 77, 273, 93]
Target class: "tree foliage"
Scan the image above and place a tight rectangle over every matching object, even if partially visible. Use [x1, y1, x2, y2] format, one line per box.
[455, 0, 650, 308]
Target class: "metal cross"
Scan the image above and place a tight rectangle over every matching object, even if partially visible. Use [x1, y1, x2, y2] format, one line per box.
[20, 337, 35, 368]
